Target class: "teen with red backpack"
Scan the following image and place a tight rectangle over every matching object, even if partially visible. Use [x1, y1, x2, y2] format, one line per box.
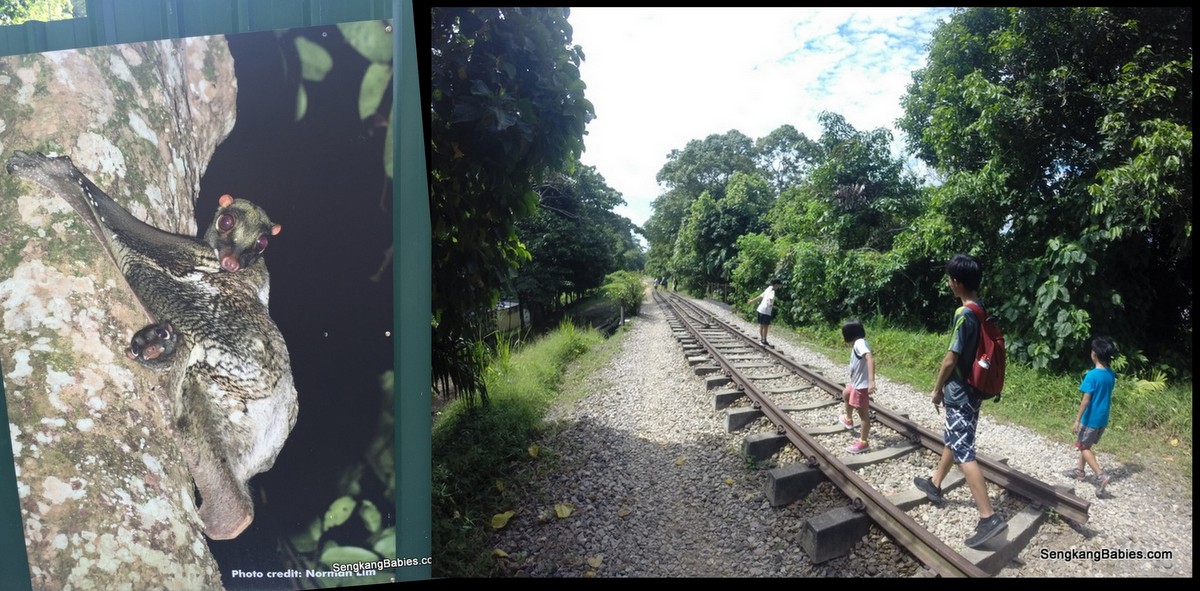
[913, 254, 1008, 549]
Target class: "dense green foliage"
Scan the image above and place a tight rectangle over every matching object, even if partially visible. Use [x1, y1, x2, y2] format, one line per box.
[293, 21, 395, 175]
[674, 172, 772, 292]
[644, 130, 760, 278]
[897, 7, 1192, 372]
[430, 8, 596, 403]
[286, 371, 397, 587]
[647, 8, 1191, 378]
[0, 0, 82, 25]
[431, 322, 607, 577]
[601, 270, 646, 317]
[666, 113, 930, 328]
[514, 166, 643, 329]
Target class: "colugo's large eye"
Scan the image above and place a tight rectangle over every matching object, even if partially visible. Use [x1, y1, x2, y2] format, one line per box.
[218, 213, 236, 232]
[255, 236, 270, 252]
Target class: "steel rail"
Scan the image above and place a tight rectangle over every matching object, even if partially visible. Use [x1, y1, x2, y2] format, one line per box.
[666, 293, 1092, 526]
[657, 292, 987, 578]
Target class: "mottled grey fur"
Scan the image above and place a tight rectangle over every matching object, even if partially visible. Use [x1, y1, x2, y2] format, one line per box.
[6, 151, 298, 540]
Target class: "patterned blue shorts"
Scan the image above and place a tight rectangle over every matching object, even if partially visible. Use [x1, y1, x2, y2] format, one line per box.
[944, 398, 982, 464]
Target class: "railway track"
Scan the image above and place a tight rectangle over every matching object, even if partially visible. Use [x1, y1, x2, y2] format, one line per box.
[652, 290, 1091, 577]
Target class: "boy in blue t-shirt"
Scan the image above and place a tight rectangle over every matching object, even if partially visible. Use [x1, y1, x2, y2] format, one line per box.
[1064, 336, 1118, 492]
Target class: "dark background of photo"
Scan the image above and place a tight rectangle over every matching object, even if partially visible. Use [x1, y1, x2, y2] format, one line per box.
[198, 25, 395, 587]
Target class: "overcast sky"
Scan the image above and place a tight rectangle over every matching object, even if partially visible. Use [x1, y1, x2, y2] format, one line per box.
[567, 7, 955, 229]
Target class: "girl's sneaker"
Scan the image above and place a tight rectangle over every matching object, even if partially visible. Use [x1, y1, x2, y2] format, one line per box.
[1062, 468, 1087, 481]
[846, 440, 870, 454]
[839, 416, 855, 430]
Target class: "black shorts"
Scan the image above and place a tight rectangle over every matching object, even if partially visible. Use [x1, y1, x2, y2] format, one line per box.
[757, 312, 772, 325]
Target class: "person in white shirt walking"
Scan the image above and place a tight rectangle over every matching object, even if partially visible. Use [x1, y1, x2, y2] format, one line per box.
[747, 278, 784, 346]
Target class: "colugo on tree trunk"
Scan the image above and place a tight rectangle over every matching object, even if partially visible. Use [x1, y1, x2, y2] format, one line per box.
[6, 150, 298, 541]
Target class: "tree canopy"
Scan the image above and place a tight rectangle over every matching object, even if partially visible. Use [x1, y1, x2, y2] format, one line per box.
[430, 8, 648, 402]
[643, 130, 760, 278]
[513, 165, 641, 329]
[646, 7, 1191, 375]
[430, 7, 595, 402]
[897, 7, 1192, 369]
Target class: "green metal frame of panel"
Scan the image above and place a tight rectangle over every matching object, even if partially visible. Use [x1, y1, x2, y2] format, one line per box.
[0, 0, 431, 587]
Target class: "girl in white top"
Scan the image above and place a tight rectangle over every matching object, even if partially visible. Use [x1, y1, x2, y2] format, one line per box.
[840, 319, 876, 453]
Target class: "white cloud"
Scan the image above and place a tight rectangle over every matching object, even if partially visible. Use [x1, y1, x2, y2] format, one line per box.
[568, 7, 954, 227]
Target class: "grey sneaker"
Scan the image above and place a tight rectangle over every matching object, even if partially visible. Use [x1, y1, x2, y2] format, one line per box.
[1062, 468, 1087, 481]
[964, 514, 1007, 548]
[1095, 471, 1113, 494]
[913, 477, 944, 504]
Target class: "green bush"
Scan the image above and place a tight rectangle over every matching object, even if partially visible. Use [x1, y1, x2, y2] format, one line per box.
[602, 270, 646, 316]
[729, 232, 780, 306]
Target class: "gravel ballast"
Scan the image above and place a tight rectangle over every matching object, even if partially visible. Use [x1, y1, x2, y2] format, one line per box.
[490, 294, 1192, 578]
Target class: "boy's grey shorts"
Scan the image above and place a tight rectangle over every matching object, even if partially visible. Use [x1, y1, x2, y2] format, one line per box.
[1075, 425, 1105, 450]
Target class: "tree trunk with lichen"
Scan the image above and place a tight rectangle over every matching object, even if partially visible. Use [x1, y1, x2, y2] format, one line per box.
[0, 37, 237, 590]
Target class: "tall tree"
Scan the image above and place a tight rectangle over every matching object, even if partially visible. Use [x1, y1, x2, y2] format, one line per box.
[754, 123, 820, 195]
[641, 186, 689, 279]
[666, 171, 773, 293]
[644, 131, 757, 249]
[898, 7, 1192, 370]
[748, 112, 926, 324]
[513, 166, 636, 328]
[772, 112, 923, 253]
[644, 130, 760, 288]
[655, 129, 758, 201]
[429, 7, 594, 402]
[670, 191, 716, 293]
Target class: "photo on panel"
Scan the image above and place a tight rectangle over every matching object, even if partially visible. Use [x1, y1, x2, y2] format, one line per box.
[0, 18, 396, 590]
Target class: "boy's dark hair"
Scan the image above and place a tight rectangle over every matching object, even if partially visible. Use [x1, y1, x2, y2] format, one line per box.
[946, 254, 983, 293]
[770, 278, 783, 286]
[1091, 336, 1117, 365]
[842, 319, 866, 343]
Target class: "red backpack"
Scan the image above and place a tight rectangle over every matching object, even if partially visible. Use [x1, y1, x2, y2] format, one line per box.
[964, 302, 1006, 400]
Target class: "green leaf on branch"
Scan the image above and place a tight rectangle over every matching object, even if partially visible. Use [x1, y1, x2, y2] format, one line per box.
[338, 20, 393, 64]
[359, 62, 392, 120]
[359, 500, 382, 533]
[295, 84, 308, 121]
[319, 545, 379, 567]
[296, 36, 333, 82]
[373, 527, 396, 558]
[289, 517, 323, 553]
[323, 495, 357, 531]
